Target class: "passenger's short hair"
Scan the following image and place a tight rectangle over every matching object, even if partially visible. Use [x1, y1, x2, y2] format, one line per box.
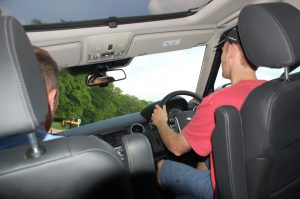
[33, 46, 59, 92]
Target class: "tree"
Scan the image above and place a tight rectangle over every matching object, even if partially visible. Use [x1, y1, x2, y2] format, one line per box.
[31, 19, 44, 25]
[55, 70, 93, 124]
[55, 69, 152, 125]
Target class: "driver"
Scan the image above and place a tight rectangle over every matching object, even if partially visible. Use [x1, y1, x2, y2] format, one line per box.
[151, 27, 266, 199]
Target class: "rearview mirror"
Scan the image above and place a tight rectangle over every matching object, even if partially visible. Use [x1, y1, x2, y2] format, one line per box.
[86, 69, 126, 87]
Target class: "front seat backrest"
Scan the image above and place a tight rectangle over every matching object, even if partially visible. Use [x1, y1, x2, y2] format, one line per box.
[212, 3, 300, 199]
[0, 16, 134, 199]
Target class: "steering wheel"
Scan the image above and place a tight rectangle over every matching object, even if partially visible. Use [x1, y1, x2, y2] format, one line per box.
[159, 90, 202, 107]
[148, 90, 203, 161]
[158, 90, 203, 132]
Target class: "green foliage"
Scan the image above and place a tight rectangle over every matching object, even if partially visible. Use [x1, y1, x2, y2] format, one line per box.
[51, 121, 67, 131]
[31, 18, 44, 25]
[55, 69, 151, 125]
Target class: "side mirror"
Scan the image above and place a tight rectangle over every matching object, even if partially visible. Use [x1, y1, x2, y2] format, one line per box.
[86, 69, 126, 87]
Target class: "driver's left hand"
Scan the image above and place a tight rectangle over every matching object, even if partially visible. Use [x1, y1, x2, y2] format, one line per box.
[151, 105, 168, 128]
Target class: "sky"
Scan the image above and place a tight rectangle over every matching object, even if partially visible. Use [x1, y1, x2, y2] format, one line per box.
[114, 47, 205, 102]
[0, 0, 210, 25]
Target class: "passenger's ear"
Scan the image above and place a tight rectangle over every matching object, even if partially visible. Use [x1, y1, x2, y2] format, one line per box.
[48, 89, 58, 112]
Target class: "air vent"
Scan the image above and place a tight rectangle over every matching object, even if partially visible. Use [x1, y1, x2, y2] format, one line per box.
[130, 123, 145, 134]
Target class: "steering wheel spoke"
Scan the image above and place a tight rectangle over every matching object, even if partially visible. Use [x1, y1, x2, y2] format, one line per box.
[159, 90, 202, 133]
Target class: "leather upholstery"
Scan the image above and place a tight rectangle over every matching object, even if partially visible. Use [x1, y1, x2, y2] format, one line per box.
[212, 106, 247, 199]
[0, 15, 135, 199]
[122, 133, 160, 199]
[122, 133, 155, 177]
[239, 3, 300, 68]
[0, 16, 48, 138]
[0, 136, 134, 199]
[242, 74, 300, 199]
[212, 3, 300, 199]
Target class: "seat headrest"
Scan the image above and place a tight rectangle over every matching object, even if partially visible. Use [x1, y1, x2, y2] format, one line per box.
[0, 16, 48, 139]
[239, 3, 300, 68]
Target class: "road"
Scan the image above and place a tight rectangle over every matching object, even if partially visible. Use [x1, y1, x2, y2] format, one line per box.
[49, 128, 64, 134]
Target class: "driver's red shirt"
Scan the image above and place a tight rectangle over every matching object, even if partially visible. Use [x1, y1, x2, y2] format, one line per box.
[183, 80, 266, 192]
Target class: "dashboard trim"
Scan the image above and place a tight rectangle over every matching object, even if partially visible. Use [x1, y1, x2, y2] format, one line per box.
[59, 112, 147, 136]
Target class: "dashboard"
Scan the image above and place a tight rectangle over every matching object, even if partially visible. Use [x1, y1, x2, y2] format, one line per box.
[59, 96, 198, 161]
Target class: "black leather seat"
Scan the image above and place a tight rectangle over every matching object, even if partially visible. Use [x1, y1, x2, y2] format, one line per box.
[212, 3, 300, 199]
[0, 16, 135, 199]
[122, 133, 163, 199]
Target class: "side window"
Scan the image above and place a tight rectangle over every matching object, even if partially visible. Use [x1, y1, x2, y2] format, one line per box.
[290, 67, 300, 75]
[256, 67, 284, 80]
[214, 66, 284, 90]
[214, 65, 230, 90]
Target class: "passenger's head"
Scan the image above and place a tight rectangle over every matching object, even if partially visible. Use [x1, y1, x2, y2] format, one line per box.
[33, 46, 59, 131]
[33, 46, 59, 93]
[217, 28, 257, 81]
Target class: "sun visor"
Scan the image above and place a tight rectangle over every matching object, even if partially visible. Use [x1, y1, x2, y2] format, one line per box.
[41, 42, 81, 69]
[127, 30, 214, 57]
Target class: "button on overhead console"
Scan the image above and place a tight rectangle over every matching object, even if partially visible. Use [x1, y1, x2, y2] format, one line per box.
[108, 44, 113, 51]
[86, 32, 132, 63]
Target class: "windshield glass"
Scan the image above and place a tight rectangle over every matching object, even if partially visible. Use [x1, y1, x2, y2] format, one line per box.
[0, 0, 211, 26]
[51, 46, 205, 133]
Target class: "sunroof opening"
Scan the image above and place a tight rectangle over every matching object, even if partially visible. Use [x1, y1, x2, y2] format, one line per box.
[0, 0, 211, 26]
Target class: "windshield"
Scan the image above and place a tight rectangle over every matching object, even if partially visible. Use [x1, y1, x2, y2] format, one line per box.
[51, 46, 205, 133]
[0, 0, 211, 26]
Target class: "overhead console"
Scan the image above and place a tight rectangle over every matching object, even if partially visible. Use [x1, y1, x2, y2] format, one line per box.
[84, 32, 132, 63]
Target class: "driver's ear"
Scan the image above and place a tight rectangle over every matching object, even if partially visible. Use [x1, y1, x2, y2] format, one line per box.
[228, 42, 240, 59]
[227, 42, 235, 59]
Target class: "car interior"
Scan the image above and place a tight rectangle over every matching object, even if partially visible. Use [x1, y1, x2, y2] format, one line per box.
[1, 0, 300, 199]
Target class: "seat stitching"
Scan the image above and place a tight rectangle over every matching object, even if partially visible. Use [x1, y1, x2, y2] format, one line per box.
[219, 107, 237, 199]
[123, 137, 133, 174]
[4, 17, 36, 128]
